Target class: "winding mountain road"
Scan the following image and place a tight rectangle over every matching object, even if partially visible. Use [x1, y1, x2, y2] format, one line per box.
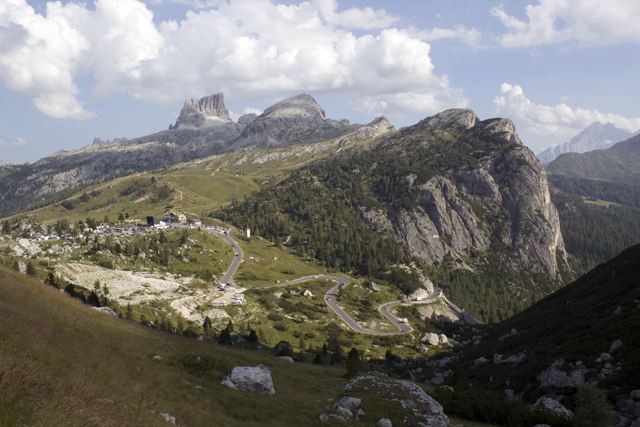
[208, 229, 481, 334]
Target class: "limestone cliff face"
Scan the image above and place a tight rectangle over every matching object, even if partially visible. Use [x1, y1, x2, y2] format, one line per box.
[358, 109, 568, 279]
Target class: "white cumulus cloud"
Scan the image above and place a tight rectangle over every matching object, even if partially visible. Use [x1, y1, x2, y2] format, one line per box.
[492, 0, 640, 48]
[494, 83, 640, 142]
[0, 0, 468, 120]
[243, 107, 263, 115]
[11, 137, 27, 146]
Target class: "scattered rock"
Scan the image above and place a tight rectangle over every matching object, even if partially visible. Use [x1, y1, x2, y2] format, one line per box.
[610, 339, 623, 354]
[152, 355, 162, 361]
[277, 356, 294, 363]
[494, 353, 527, 365]
[534, 397, 574, 418]
[222, 364, 275, 395]
[319, 414, 329, 422]
[474, 357, 489, 366]
[631, 390, 640, 401]
[438, 334, 448, 344]
[335, 396, 361, 412]
[159, 412, 176, 424]
[378, 418, 393, 427]
[334, 406, 353, 419]
[303, 289, 314, 298]
[537, 359, 589, 394]
[92, 307, 119, 317]
[365, 280, 380, 292]
[202, 309, 230, 319]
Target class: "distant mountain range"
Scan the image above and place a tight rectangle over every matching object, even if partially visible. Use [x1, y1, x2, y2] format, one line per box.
[0, 93, 391, 215]
[537, 122, 638, 164]
[545, 133, 640, 185]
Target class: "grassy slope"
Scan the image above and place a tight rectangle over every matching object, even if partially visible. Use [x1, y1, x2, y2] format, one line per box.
[0, 266, 356, 427]
[1, 139, 340, 225]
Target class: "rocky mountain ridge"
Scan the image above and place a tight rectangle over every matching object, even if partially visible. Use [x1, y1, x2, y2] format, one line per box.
[537, 122, 637, 164]
[0, 93, 391, 216]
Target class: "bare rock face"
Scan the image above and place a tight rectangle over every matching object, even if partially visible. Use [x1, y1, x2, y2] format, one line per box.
[222, 364, 275, 394]
[419, 108, 477, 130]
[172, 93, 232, 129]
[358, 110, 568, 280]
[484, 118, 522, 145]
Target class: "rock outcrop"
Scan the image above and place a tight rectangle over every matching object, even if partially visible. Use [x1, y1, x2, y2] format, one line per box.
[172, 93, 232, 129]
[222, 364, 275, 394]
[534, 397, 574, 418]
[343, 373, 448, 427]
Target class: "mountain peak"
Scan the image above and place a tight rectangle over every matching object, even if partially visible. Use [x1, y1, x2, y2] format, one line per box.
[419, 109, 478, 130]
[172, 93, 232, 129]
[258, 94, 326, 121]
[537, 121, 635, 164]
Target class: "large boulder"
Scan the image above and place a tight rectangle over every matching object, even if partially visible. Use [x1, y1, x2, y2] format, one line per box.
[421, 333, 440, 346]
[365, 280, 381, 292]
[275, 341, 293, 355]
[344, 373, 448, 427]
[222, 364, 275, 394]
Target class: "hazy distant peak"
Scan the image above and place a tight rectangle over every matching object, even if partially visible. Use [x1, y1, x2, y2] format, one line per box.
[537, 121, 634, 164]
[258, 94, 326, 120]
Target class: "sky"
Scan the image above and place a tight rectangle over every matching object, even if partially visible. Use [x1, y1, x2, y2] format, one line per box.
[1, 0, 640, 165]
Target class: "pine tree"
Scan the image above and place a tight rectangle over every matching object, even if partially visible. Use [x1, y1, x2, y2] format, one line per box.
[344, 348, 361, 378]
[248, 329, 258, 343]
[25, 262, 36, 276]
[203, 316, 212, 334]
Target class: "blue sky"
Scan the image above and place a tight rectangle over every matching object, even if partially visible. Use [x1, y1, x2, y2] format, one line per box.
[1, 0, 640, 164]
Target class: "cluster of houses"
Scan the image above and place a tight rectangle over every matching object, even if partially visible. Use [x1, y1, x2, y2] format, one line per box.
[146, 212, 201, 229]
